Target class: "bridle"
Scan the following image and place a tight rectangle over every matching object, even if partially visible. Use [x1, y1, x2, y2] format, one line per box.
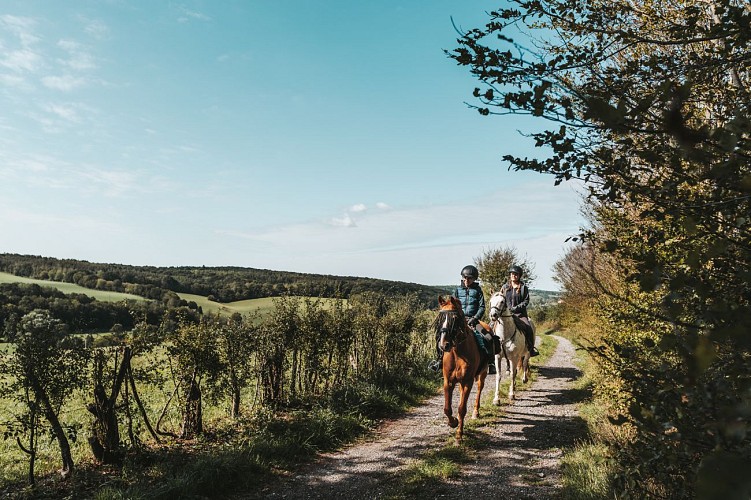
[436, 310, 469, 352]
[489, 294, 513, 321]
[489, 294, 519, 343]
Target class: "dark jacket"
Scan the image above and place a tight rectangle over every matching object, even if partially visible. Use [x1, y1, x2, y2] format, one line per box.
[501, 281, 530, 318]
[454, 282, 485, 322]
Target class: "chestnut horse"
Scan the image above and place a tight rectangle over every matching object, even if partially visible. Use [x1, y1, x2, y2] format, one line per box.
[434, 295, 489, 444]
[488, 290, 535, 402]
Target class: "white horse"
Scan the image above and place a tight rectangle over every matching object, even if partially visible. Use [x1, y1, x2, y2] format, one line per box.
[487, 290, 535, 403]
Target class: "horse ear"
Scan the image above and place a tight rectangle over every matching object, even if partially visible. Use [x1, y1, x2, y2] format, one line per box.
[438, 295, 445, 306]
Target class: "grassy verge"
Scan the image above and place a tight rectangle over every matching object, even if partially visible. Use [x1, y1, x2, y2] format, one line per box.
[555, 329, 623, 499]
[2, 369, 439, 499]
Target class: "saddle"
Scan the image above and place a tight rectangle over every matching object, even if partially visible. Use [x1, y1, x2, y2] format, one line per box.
[477, 321, 501, 353]
[513, 315, 534, 344]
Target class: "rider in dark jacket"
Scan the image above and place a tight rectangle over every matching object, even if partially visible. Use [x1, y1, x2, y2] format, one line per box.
[500, 265, 539, 356]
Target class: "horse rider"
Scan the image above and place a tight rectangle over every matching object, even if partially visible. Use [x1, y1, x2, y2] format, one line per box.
[429, 264, 497, 374]
[500, 264, 539, 357]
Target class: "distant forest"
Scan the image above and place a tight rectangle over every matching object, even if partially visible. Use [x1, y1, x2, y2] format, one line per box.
[0, 253, 450, 306]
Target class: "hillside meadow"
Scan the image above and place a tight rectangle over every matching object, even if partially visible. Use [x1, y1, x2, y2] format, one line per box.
[0, 271, 345, 317]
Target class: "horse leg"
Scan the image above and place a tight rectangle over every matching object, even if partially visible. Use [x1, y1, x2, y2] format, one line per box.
[492, 354, 502, 405]
[455, 382, 472, 444]
[522, 354, 530, 383]
[472, 372, 486, 418]
[444, 382, 458, 428]
[508, 363, 517, 401]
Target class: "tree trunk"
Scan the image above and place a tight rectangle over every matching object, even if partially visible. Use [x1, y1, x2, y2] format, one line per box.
[127, 366, 161, 443]
[230, 367, 241, 418]
[181, 375, 202, 439]
[16, 402, 37, 486]
[87, 347, 131, 464]
[34, 382, 74, 478]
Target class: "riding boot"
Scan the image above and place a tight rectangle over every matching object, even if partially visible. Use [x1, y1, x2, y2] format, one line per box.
[486, 341, 497, 375]
[528, 342, 539, 357]
[429, 342, 443, 372]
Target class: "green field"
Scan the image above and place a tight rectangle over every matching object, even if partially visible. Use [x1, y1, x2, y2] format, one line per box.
[0, 271, 341, 316]
[177, 292, 278, 316]
[0, 271, 146, 302]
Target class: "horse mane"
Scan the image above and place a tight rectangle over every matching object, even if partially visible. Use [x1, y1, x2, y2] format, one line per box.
[432, 295, 465, 332]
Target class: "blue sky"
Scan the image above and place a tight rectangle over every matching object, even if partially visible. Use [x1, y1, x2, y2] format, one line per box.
[0, 1, 584, 291]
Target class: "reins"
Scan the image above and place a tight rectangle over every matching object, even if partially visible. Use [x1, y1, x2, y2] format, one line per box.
[435, 310, 470, 347]
[490, 301, 520, 344]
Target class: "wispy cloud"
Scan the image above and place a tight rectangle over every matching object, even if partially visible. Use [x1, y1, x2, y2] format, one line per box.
[80, 17, 109, 40]
[330, 214, 357, 227]
[41, 74, 87, 90]
[176, 7, 212, 24]
[214, 181, 584, 287]
[56, 39, 97, 71]
[0, 15, 41, 74]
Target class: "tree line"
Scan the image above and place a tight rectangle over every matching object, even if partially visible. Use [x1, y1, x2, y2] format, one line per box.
[451, 0, 750, 497]
[0, 254, 448, 306]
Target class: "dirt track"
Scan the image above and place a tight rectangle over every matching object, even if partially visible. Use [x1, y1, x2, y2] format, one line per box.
[242, 335, 586, 499]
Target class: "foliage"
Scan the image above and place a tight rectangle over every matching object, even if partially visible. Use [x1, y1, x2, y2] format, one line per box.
[0, 282, 163, 338]
[0, 286, 440, 496]
[450, 0, 751, 496]
[473, 244, 537, 292]
[0, 310, 90, 483]
[0, 253, 448, 306]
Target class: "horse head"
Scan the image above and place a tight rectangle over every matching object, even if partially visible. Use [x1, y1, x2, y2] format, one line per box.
[436, 295, 466, 353]
[488, 291, 508, 322]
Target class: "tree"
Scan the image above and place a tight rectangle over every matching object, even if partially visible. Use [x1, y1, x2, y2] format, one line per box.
[211, 313, 257, 417]
[166, 318, 221, 439]
[473, 245, 537, 292]
[1, 310, 89, 482]
[450, 0, 750, 496]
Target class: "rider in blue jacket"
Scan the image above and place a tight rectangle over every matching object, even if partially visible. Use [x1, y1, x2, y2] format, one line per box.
[429, 265, 496, 374]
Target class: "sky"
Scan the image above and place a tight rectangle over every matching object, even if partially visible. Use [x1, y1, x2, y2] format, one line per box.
[0, 1, 585, 291]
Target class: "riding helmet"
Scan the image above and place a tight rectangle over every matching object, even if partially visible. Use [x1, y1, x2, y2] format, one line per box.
[509, 265, 523, 277]
[461, 265, 479, 279]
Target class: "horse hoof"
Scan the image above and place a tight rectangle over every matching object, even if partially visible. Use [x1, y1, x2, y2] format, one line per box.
[492, 398, 500, 406]
[447, 417, 458, 428]
[472, 410, 479, 419]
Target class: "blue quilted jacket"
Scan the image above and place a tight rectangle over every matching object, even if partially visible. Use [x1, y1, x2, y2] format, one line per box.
[454, 282, 486, 322]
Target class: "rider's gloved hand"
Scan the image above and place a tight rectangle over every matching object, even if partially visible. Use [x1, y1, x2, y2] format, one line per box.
[467, 317, 478, 327]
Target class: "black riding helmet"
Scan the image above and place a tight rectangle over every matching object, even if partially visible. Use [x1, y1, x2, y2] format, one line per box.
[509, 265, 523, 277]
[461, 265, 479, 279]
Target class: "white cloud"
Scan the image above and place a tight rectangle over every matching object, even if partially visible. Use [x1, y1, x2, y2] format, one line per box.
[376, 202, 391, 210]
[330, 213, 357, 227]
[57, 39, 97, 70]
[42, 102, 82, 122]
[42, 74, 87, 91]
[177, 8, 212, 23]
[216, 181, 585, 289]
[0, 16, 41, 74]
[81, 18, 109, 40]
[0, 49, 41, 72]
[0, 15, 39, 46]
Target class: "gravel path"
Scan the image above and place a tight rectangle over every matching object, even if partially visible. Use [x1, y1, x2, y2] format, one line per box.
[243, 335, 586, 499]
